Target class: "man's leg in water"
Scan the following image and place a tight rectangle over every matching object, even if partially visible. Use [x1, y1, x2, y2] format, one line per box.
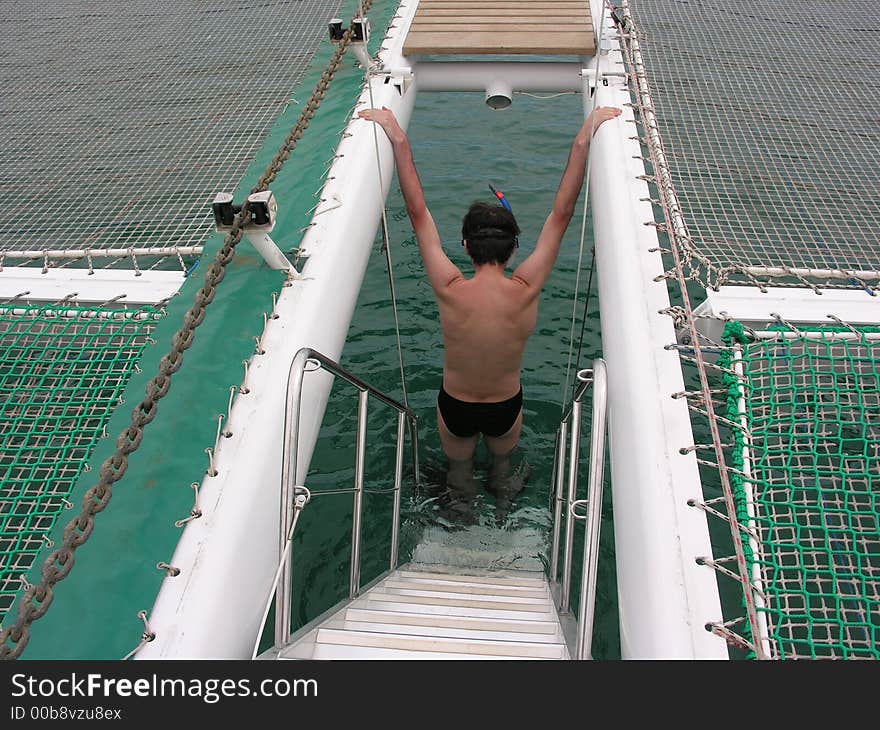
[436, 407, 480, 523]
[485, 410, 527, 523]
[484, 409, 522, 464]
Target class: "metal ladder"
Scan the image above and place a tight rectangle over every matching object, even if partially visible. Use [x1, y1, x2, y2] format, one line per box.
[254, 349, 608, 660]
[549, 361, 608, 659]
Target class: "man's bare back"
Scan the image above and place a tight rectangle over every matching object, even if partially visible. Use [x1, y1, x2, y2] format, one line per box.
[358, 104, 621, 464]
[438, 268, 537, 402]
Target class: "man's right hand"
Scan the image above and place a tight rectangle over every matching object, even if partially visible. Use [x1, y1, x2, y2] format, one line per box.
[358, 106, 406, 144]
[582, 106, 622, 137]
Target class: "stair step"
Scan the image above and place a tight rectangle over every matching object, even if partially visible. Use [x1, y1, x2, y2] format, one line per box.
[279, 639, 318, 660]
[314, 628, 567, 659]
[344, 607, 560, 635]
[398, 568, 546, 588]
[356, 597, 556, 622]
[376, 585, 552, 608]
[309, 643, 540, 660]
[383, 577, 549, 599]
[275, 565, 568, 661]
[327, 618, 563, 644]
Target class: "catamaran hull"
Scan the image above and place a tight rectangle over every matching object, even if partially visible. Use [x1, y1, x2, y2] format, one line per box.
[137, 6, 421, 659]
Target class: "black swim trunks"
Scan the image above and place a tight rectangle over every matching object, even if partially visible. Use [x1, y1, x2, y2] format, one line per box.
[437, 386, 523, 438]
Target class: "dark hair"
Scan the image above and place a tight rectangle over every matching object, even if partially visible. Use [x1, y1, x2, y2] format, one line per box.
[461, 201, 520, 266]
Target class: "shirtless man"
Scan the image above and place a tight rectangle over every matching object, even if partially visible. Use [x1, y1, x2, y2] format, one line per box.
[359, 105, 621, 481]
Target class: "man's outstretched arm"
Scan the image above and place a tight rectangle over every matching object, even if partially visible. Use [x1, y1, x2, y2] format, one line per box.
[512, 106, 621, 291]
[358, 107, 462, 291]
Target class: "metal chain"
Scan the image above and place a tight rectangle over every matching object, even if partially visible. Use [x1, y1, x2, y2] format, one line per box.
[0, 6, 373, 661]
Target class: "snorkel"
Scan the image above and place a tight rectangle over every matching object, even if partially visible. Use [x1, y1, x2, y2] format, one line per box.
[488, 182, 513, 213]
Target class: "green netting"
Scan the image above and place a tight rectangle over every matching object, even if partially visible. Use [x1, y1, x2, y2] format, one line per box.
[0, 304, 161, 623]
[721, 321, 880, 659]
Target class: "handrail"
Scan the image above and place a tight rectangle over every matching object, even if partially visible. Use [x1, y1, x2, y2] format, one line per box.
[560, 368, 594, 424]
[270, 347, 419, 650]
[251, 486, 310, 659]
[549, 359, 608, 660]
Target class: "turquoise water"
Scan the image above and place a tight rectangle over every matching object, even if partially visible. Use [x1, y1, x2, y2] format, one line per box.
[287, 88, 620, 659]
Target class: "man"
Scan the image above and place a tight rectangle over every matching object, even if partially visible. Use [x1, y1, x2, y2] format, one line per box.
[359, 105, 621, 501]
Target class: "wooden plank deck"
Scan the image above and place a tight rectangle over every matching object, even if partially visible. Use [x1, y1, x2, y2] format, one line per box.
[403, 0, 595, 56]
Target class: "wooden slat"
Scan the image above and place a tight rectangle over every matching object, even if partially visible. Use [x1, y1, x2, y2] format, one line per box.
[415, 3, 588, 10]
[417, 8, 591, 18]
[404, 30, 593, 56]
[403, 0, 596, 56]
[410, 23, 591, 33]
[418, 2, 588, 6]
[417, 4, 586, 8]
[405, 0, 595, 56]
[415, 3, 587, 8]
[411, 17, 592, 26]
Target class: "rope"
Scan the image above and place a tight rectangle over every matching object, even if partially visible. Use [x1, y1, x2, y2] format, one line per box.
[121, 610, 155, 661]
[360, 0, 410, 410]
[379, 204, 410, 410]
[561, 0, 608, 408]
[0, 6, 374, 661]
[516, 91, 578, 100]
[251, 488, 310, 659]
[573, 247, 597, 374]
[618, 0, 766, 657]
